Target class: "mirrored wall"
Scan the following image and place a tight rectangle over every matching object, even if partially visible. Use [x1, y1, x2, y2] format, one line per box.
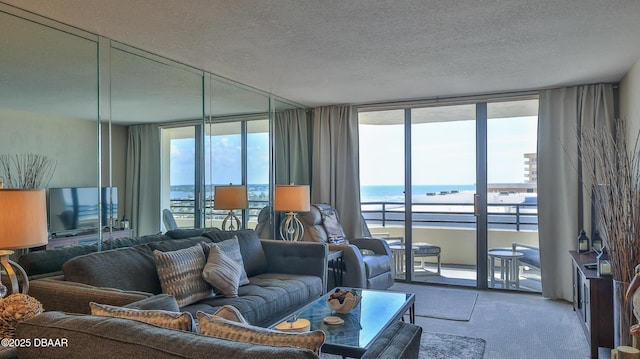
[0, 4, 307, 248]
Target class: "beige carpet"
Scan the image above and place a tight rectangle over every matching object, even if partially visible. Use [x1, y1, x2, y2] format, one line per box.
[390, 283, 478, 321]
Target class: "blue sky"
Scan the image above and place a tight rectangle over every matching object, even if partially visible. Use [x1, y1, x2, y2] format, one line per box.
[170, 133, 269, 186]
[359, 116, 538, 186]
[170, 115, 537, 187]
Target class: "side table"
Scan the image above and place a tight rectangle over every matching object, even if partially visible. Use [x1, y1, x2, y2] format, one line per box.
[327, 250, 343, 289]
[488, 249, 524, 289]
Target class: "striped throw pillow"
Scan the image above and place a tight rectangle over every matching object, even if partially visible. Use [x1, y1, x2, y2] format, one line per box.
[202, 244, 241, 297]
[90, 302, 194, 331]
[153, 244, 212, 307]
[201, 237, 250, 286]
[196, 311, 325, 354]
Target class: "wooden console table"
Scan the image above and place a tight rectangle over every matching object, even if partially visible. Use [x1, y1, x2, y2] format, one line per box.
[47, 229, 133, 249]
[570, 250, 613, 358]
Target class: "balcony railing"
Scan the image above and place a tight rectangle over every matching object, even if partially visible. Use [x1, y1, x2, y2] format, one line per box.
[169, 199, 269, 222]
[170, 199, 538, 231]
[361, 201, 538, 231]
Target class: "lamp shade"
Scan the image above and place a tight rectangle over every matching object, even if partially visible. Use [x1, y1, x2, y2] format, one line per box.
[0, 189, 48, 249]
[213, 185, 248, 210]
[274, 185, 310, 212]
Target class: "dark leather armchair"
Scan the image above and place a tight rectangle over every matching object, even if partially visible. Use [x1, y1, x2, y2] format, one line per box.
[299, 204, 394, 290]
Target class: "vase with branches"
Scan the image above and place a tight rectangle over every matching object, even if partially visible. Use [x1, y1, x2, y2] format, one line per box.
[579, 117, 640, 347]
[0, 154, 56, 189]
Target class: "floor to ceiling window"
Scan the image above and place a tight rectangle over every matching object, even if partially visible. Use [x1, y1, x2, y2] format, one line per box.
[359, 97, 539, 292]
[161, 118, 269, 230]
[162, 126, 198, 229]
[204, 119, 269, 229]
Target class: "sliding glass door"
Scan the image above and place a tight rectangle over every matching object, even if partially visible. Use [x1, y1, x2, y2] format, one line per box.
[359, 97, 539, 292]
[410, 104, 477, 286]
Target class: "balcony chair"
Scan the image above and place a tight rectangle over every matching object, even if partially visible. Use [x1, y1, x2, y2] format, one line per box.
[162, 209, 178, 231]
[299, 203, 395, 290]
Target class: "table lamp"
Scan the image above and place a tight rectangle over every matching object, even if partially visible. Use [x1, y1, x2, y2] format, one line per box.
[213, 184, 248, 231]
[274, 185, 310, 241]
[0, 188, 48, 297]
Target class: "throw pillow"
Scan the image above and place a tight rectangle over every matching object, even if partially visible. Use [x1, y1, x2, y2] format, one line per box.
[201, 237, 250, 286]
[202, 245, 242, 297]
[314, 204, 346, 243]
[89, 302, 194, 331]
[153, 244, 212, 307]
[212, 305, 248, 324]
[196, 312, 325, 354]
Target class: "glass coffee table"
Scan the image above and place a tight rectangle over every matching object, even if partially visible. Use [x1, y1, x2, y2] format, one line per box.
[271, 288, 415, 358]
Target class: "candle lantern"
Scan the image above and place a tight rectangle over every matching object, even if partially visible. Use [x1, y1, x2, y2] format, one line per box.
[597, 247, 612, 276]
[577, 230, 590, 253]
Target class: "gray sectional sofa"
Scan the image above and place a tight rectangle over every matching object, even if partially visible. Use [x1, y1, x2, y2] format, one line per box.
[9, 228, 422, 359]
[25, 229, 328, 327]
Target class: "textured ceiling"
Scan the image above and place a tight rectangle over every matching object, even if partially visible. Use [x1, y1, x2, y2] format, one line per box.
[3, 0, 640, 107]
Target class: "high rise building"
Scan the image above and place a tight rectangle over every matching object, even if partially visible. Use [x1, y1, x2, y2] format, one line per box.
[524, 153, 537, 183]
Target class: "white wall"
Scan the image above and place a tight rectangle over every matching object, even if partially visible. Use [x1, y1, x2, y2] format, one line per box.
[0, 108, 97, 188]
[620, 56, 640, 144]
[0, 110, 128, 214]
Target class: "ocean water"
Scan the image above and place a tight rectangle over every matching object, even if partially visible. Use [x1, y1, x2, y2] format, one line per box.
[360, 184, 476, 202]
[170, 184, 476, 202]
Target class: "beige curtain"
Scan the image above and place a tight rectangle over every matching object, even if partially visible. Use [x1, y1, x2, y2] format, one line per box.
[538, 84, 614, 300]
[125, 124, 161, 236]
[311, 105, 362, 238]
[275, 109, 311, 185]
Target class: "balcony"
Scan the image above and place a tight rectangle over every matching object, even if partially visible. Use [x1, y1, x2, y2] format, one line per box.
[170, 197, 540, 292]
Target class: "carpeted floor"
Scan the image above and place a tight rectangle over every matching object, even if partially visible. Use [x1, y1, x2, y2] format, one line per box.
[420, 332, 485, 359]
[390, 282, 478, 321]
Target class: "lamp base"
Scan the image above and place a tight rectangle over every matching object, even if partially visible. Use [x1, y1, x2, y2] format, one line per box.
[279, 212, 304, 241]
[221, 210, 242, 231]
[0, 250, 29, 298]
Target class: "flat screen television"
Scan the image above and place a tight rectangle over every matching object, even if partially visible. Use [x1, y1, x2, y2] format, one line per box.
[48, 187, 118, 236]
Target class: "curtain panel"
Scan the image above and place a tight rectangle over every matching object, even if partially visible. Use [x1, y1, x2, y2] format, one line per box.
[538, 84, 614, 300]
[274, 109, 311, 185]
[125, 124, 161, 236]
[311, 105, 362, 238]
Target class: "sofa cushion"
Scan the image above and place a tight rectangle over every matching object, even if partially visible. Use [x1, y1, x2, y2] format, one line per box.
[62, 246, 162, 294]
[123, 294, 181, 312]
[90, 302, 194, 331]
[165, 228, 213, 239]
[20, 244, 99, 277]
[196, 312, 325, 354]
[202, 237, 249, 286]
[180, 273, 323, 327]
[203, 230, 268, 277]
[147, 237, 212, 252]
[154, 245, 213, 307]
[202, 245, 242, 298]
[19, 234, 174, 277]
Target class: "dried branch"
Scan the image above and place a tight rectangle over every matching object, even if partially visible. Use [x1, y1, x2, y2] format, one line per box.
[580, 118, 640, 282]
[0, 154, 56, 189]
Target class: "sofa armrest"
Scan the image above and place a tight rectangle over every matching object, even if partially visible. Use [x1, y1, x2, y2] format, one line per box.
[261, 240, 328, 292]
[350, 237, 393, 257]
[360, 321, 422, 359]
[0, 348, 17, 359]
[29, 276, 152, 314]
[329, 243, 366, 289]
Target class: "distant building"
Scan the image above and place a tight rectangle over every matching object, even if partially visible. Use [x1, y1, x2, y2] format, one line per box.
[524, 153, 537, 183]
[488, 183, 537, 194]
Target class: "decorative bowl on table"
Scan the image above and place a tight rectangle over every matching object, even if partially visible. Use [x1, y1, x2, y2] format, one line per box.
[327, 288, 361, 314]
